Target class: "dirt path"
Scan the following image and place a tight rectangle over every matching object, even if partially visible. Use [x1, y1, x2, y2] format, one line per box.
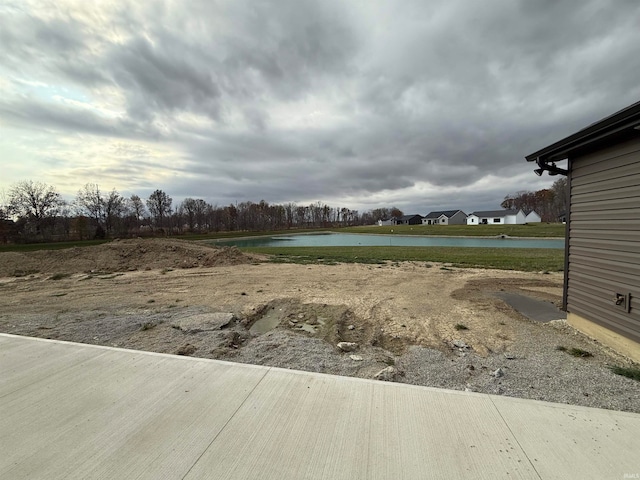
[1, 238, 638, 412]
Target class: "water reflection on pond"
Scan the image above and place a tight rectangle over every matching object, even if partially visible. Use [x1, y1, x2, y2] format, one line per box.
[217, 233, 564, 249]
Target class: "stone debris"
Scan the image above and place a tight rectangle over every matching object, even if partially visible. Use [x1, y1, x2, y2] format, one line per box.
[452, 339, 469, 349]
[173, 313, 234, 333]
[176, 344, 197, 356]
[374, 366, 397, 382]
[347, 324, 355, 330]
[337, 341, 358, 352]
[503, 353, 516, 360]
[492, 368, 505, 378]
[350, 355, 363, 361]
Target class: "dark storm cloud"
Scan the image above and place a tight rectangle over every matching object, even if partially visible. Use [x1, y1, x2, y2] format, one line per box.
[101, 0, 359, 123]
[109, 36, 223, 121]
[1, 0, 639, 211]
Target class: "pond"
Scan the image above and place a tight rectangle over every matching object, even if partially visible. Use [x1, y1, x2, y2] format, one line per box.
[216, 233, 565, 249]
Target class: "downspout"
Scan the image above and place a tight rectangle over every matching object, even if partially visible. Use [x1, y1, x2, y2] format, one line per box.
[532, 157, 569, 310]
[562, 158, 571, 312]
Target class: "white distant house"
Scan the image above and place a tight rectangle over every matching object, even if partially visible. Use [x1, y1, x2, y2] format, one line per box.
[421, 210, 467, 225]
[466, 209, 530, 225]
[525, 211, 542, 223]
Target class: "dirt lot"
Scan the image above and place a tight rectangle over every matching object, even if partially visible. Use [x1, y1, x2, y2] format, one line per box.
[1, 238, 638, 412]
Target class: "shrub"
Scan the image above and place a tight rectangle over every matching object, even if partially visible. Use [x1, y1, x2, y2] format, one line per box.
[610, 366, 640, 381]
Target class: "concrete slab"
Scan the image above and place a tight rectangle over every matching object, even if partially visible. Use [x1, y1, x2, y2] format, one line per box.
[494, 292, 565, 322]
[186, 369, 537, 479]
[491, 395, 640, 479]
[1, 333, 638, 480]
[0, 336, 268, 480]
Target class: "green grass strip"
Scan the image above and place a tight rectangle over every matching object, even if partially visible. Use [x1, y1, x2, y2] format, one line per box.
[0, 239, 110, 253]
[243, 246, 564, 272]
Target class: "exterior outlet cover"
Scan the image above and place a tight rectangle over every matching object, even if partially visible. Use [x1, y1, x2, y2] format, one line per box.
[614, 293, 631, 313]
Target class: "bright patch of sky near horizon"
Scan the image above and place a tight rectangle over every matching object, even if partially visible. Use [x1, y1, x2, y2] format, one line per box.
[1, 0, 639, 214]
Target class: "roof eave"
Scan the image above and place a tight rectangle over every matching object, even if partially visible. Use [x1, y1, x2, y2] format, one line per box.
[525, 100, 640, 163]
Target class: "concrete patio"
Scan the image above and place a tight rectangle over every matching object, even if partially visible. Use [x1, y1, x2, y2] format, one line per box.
[1, 333, 638, 479]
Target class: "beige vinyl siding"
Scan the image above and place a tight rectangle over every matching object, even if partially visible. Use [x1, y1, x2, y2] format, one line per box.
[567, 137, 640, 344]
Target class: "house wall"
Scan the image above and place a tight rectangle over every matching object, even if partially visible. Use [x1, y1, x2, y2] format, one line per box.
[468, 215, 505, 225]
[566, 137, 640, 359]
[525, 211, 541, 223]
[449, 211, 468, 225]
[481, 216, 506, 225]
[504, 210, 526, 224]
[398, 217, 422, 225]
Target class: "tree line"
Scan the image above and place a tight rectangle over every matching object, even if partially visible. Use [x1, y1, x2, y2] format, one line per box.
[1, 178, 568, 244]
[501, 177, 567, 223]
[0, 180, 405, 243]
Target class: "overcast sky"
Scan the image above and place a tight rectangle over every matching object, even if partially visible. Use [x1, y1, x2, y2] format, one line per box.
[1, 0, 639, 215]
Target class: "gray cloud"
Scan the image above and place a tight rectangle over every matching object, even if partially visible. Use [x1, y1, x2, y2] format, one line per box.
[1, 0, 639, 214]
[0, 96, 166, 140]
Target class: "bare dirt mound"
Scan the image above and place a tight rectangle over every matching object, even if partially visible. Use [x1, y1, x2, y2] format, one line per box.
[0, 238, 256, 277]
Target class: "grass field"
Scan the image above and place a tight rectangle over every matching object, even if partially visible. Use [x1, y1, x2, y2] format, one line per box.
[0, 239, 110, 252]
[339, 223, 565, 237]
[244, 246, 565, 272]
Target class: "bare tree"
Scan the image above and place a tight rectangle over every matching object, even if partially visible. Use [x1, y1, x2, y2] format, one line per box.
[0, 201, 15, 243]
[180, 198, 198, 232]
[284, 203, 295, 229]
[193, 199, 209, 232]
[104, 189, 126, 235]
[75, 183, 105, 228]
[551, 177, 568, 218]
[8, 180, 63, 220]
[128, 195, 146, 229]
[146, 190, 172, 230]
[7, 180, 65, 239]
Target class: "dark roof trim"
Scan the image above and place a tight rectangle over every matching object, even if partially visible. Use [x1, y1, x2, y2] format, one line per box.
[525, 100, 640, 163]
[425, 210, 464, 218]
[470, 209, 520, 217]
